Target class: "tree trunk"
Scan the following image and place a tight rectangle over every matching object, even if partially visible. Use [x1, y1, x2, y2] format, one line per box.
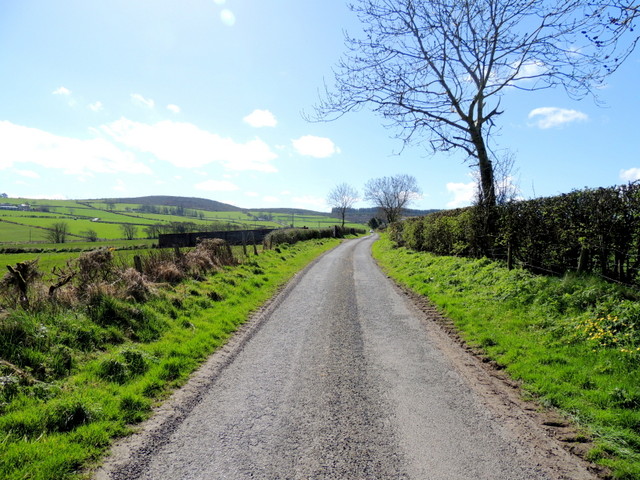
[469, 125, 496, 207]
[577, 246, 589, 273]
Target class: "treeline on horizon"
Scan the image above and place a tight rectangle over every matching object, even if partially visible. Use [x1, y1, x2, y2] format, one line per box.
[390, 182, 640, 286]
[335, 206, 440, 224]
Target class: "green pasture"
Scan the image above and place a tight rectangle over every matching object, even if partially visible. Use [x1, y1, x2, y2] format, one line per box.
[0, 198, 364, 248]
[0, 211, 78, 219]
[0, 221, 40, 243]
[1, 218, 140, 240]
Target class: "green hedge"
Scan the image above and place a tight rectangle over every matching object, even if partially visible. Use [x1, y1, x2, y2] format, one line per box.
[394, 183, 640, 284]
[263, 226, 366, 248]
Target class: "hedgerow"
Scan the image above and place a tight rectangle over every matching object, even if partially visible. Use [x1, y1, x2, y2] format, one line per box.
[394, 183, 640, 285]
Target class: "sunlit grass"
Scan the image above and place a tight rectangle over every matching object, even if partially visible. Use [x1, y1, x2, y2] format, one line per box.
[372, 234, 640, 479]
[0, 238, 340, 480]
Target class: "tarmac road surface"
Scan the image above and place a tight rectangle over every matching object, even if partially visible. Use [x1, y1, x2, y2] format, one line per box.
[96, 235, 596, 480]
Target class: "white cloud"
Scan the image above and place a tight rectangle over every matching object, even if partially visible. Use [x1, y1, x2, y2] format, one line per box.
[243, 109, 277, 128]
[220, 9, 236, 26]
[509, 60, 547, 84]
[291, 135, 339, 158]
[195, 180, 239, 192]
[52, 86, 71, 96]
[0, 121, 152, 176]
[101, 118, 278, 172]
[131, 93, 155, 109]
[446, 181, 476, 208]
[167, 104, 181, 114]
[89, 101, 103, 112]
[19, 193, 68, 200]
[528, 107, 588, 129]
[292, 195, 327, 210]
[620, 168, 640, 182]
[113, 179, 126, 192]
[15, 169, 40, 179]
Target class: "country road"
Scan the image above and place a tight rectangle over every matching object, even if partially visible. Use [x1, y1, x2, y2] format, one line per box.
[95, 235, 596, 480]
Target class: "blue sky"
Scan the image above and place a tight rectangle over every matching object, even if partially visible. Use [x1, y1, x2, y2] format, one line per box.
[1, 0, 638, 211]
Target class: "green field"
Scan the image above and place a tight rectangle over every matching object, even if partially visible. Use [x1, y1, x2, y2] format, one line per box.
[0, 198, 355, 245]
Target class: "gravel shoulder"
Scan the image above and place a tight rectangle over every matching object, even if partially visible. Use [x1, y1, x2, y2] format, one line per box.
[93, 235, 599, 480]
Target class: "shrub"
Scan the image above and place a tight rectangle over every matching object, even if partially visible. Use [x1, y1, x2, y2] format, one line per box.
[119, 268, 151, 301]
[76, 248, 114, 286]
[394, 182, 640, 286]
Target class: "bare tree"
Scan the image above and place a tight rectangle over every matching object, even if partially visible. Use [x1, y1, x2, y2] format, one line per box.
[472, 149, 520, 205]
[46, 222, 69, 244]
[327, 183, 359, 227]
[313, 0, 638, 206]
[120, 223, 138, 240]
[364, 174, 421, 224]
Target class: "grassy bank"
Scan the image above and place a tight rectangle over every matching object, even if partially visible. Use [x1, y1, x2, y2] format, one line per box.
[372, 234, 640, 479]
[0, 238, 341, 480]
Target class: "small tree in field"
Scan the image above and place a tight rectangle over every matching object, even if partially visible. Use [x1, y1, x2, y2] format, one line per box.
[46, 222, 69, 244]
[327, 183, 359, 227]
[82, 229, 99, 242]
[120, 223, 138, 240]
[364, 174, 421, 224]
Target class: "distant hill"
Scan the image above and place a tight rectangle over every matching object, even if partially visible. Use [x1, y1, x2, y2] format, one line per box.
[96, 196, 243, 213]
[335, 207, 441, 223]
[250, 207, 334, 217]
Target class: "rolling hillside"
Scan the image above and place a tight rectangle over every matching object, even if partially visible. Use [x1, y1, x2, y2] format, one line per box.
[0, 196, 364, 246]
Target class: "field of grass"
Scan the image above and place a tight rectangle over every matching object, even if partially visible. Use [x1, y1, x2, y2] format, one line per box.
[0, 220, 38, 243]
[0, 198, 356, 245]
[0, 237, 342, 480]
[372, 234, 640, 479]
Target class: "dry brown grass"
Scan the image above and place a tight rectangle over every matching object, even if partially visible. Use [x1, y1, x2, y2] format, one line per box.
[1, 240, 238, 310]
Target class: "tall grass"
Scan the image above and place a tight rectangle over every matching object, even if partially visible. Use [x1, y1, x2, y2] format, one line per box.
[373, 234, 640, 479]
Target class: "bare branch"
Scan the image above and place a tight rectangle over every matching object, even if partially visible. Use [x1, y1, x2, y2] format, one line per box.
[314, 0, 638, 206]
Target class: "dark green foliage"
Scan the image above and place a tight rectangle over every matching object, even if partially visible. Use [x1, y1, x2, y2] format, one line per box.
[44, 399, 94, 433]
[395, 183, 640, 286]
[87, 295, 165, 342]
[263, 226, 366, 247]
[97, 358, 128, 384]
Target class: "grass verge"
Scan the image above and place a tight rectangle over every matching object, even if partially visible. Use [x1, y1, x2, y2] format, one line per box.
[0, 238, 340, 480]
[372, 234, 640, 479]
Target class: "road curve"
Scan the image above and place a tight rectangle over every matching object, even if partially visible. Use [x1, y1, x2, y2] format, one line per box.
[96, 235, 595, 480]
